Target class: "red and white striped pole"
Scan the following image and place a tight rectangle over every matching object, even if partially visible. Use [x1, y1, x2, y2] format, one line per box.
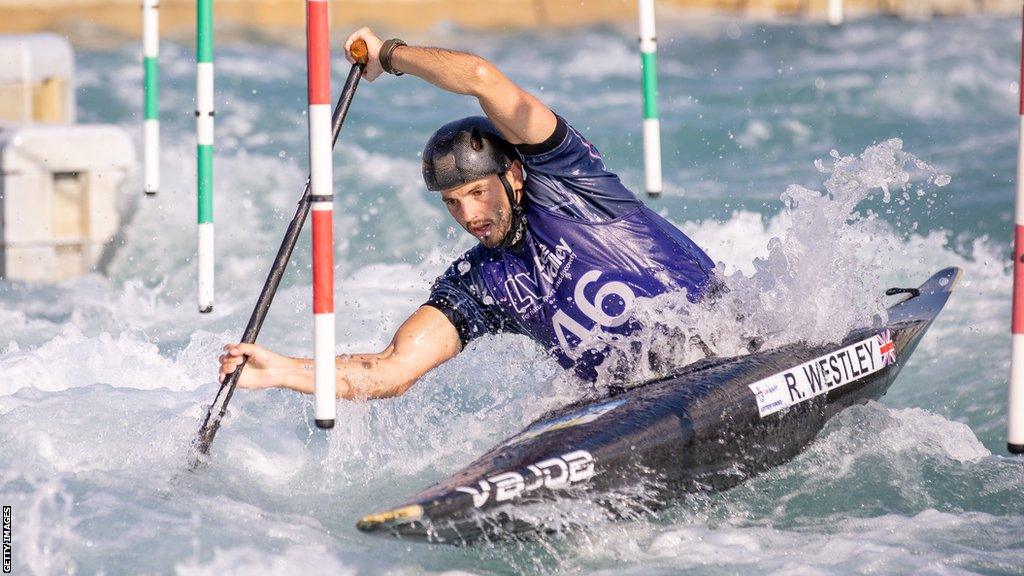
[1009, 7, 1024, 454]
[307, 0, 335, 429]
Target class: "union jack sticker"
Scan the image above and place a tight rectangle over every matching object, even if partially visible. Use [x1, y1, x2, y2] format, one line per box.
[876, 329, 897, 366]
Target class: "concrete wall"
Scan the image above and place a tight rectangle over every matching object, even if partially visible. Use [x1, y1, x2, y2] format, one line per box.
[0, 0, 1019, 43]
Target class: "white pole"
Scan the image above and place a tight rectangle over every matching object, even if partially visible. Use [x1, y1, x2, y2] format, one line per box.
[1009, 8, 1024, 455]
[827, 0, 844, 27]
[638, 0, 662, 197]
[143, 0, 160, 194]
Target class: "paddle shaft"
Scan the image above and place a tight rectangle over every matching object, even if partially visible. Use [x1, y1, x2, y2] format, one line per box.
[190, 43, 367, 466]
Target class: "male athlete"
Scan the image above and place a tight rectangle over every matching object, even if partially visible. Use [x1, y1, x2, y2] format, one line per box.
[218, 28, 716, 398]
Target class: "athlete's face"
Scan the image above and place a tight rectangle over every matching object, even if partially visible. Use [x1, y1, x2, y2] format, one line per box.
[440, 164, 523, 249]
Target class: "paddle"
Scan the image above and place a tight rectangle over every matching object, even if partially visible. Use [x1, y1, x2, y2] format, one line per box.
[188, 40, 369, 469]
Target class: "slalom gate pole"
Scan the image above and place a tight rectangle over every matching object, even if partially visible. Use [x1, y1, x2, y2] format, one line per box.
[143, 0, 159, 194]
[638, 0, 662, 197]
[196, 0, 215, 313]
[1009, 8, 1024, 455]
[307, 0, 336, 429]
[188, 40, 369, 468]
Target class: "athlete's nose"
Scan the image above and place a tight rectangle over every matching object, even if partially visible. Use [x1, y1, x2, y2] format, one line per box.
[461, 203, 486, 227]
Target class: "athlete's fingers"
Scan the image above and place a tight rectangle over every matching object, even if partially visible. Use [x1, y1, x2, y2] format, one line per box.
[343, 31, 357, 64]
[230, 343, 263, 357]
[219, 349, 244, 367]
[219, 357, 241, 375]
[344, 27, 372, 62]
[218, 355, 245, 382]
[345, 27, 367, 50]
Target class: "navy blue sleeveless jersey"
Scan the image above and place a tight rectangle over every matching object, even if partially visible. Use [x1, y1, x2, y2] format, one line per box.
[426, 115, 715, 381]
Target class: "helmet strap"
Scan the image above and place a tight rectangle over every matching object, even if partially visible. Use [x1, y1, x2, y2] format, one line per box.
[497, 172, 525, 249]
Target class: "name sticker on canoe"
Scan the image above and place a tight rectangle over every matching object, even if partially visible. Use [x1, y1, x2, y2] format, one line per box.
[749, 330, 896, 418]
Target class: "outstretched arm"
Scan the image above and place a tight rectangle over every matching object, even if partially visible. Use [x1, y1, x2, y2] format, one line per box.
[219, 306, 462, 400]
[342, 28, 557, 146]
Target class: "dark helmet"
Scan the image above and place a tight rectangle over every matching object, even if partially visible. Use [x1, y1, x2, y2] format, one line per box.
[421, 116, 519, 191]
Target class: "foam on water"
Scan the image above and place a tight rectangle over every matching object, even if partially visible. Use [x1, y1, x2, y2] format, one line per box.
[3, 16, 1023, 575]
[592, 138, 950, 386]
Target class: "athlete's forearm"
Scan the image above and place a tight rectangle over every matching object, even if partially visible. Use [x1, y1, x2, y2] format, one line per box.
[280, 350, 415, 400]
[275, 306, 459, 400]
[389, 43, 524, 130]
[388, 43, 554, 146]
[334, 348, 418, 400]
[391, 46, 506, 103]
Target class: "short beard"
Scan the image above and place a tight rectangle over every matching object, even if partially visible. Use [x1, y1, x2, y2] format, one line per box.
[478, 206, 511, 249]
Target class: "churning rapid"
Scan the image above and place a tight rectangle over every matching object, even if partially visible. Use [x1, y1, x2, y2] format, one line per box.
[2, 16, 1023, 575]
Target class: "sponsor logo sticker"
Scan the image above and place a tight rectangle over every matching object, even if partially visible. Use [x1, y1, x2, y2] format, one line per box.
[748, 331, 896, 418]
[455, 450, 595, 508]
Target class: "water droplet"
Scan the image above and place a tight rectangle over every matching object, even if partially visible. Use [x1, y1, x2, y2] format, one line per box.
[457, 260, 471, 275]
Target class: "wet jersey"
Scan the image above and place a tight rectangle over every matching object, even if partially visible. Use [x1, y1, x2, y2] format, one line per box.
[426, 115, 715, 381]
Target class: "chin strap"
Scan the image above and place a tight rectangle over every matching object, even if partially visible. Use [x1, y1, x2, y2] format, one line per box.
[497, 172, 525, 249]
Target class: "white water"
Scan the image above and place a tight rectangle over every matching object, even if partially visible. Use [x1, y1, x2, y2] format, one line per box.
[2, 16, 1023, 575]
[594, 138, 949, 386]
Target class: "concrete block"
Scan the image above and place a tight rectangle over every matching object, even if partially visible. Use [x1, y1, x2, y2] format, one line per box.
[0, 123, 134, 282]
[0, 34, 75, 124]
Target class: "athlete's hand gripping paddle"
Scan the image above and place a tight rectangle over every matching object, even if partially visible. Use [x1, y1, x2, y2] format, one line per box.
[188, 40, 369, 469]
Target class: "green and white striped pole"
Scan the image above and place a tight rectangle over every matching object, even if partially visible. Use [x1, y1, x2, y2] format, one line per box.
[638, 0, 662, 197]
[196, 0, 215, 313]
[143, 0, 159, 194]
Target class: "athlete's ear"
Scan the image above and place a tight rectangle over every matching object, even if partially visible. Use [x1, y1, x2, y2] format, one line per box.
[506, 162, 526, 204]
[507, 161, 525, 203]
[508, 161, 524, 187]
